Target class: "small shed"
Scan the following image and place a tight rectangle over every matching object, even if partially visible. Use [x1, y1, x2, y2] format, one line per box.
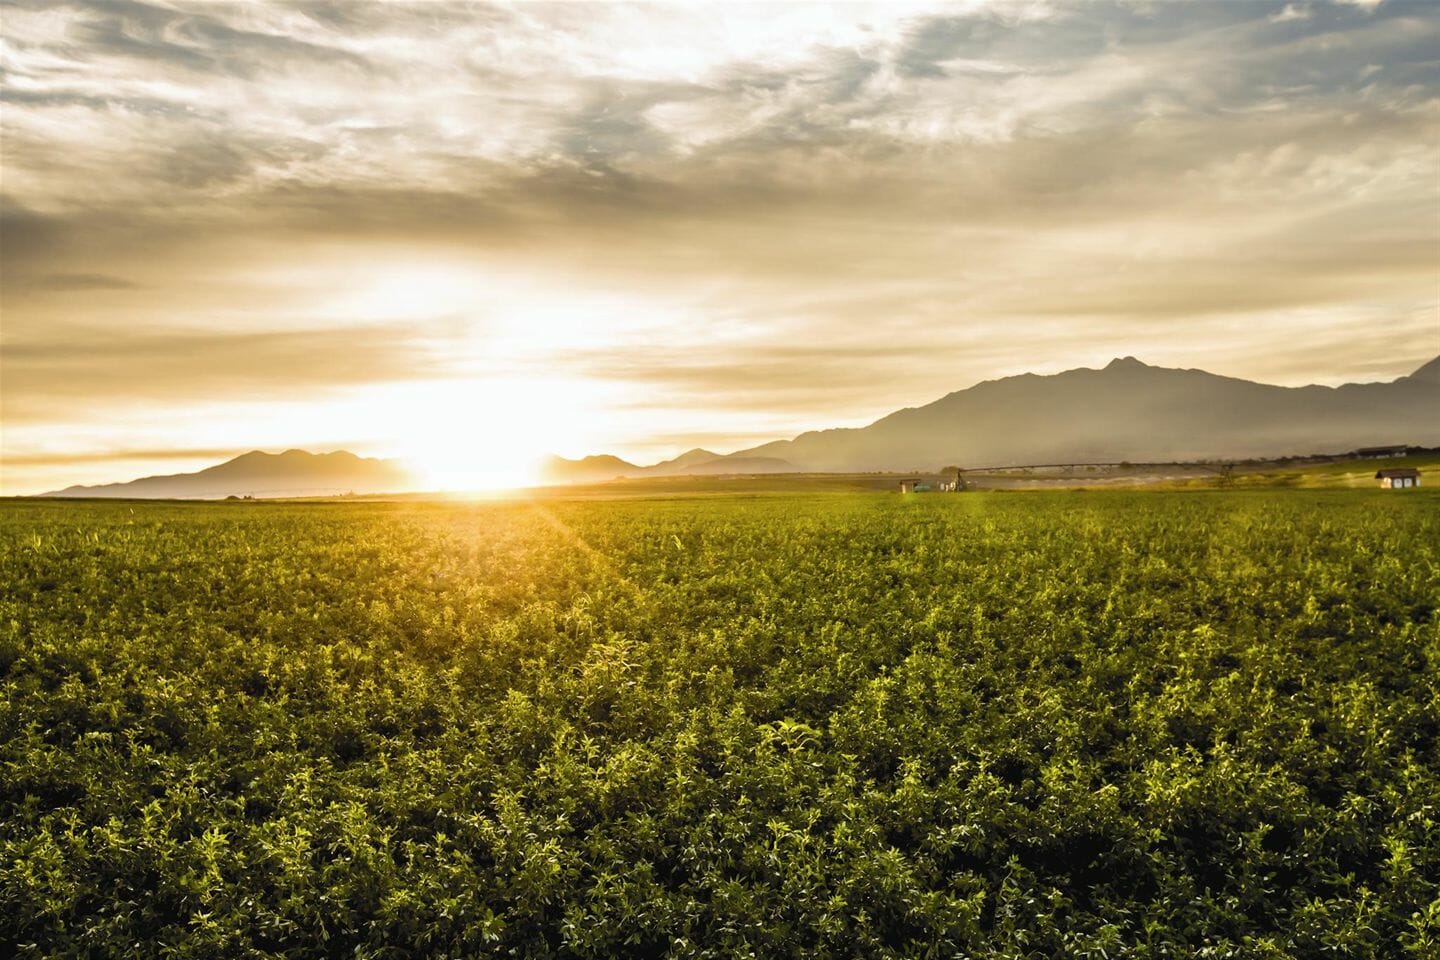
[1376, 468, 1420, 489]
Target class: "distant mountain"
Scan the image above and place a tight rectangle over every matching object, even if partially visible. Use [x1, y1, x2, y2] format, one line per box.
[1407, 355, 1440, 385]
[649, 448, 722, 474]
[538, 454, 643, 484]
[721, 355, 1440, 471]
[643, 448, 798, 476]
[538, 448, 802, 483]
[677, 455, 797, 475]
[43, 450, 414, 499]
[38, 355, 1440, 496]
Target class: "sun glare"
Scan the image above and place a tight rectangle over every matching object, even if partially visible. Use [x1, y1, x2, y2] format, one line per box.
[385, 375, 611, 492]
[280, 259, 681, 493]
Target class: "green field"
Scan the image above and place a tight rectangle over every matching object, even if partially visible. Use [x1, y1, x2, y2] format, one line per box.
[3, 491, 1438, 958]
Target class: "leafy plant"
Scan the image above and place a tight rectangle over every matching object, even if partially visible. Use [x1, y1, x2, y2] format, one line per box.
[1, 490, 1436, 957]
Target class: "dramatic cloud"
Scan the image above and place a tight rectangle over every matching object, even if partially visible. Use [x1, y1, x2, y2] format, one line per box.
[2, 0, 1437, 492]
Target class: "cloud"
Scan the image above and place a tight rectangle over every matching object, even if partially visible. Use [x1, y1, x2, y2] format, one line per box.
[1271, 4, 1312, 23]
[6, 1, 1434, 234]
[57, 0, 376, 80]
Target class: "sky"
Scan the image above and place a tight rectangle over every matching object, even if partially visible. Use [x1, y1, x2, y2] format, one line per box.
[2, 0, 1438, 493]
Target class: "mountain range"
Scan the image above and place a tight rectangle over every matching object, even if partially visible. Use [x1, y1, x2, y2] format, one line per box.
[544, 354, 1439, 479]
[38, 355, 1440, 497]
[538, 450, 797, 484]
[729, 354, 1440, 472]
[41, 450, 413, 500]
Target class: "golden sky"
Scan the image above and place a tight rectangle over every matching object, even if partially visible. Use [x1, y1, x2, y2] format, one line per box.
[3, 0, 1438, 492]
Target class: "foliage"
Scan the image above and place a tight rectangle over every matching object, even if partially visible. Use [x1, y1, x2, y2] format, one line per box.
[1, 490, 1437, 958]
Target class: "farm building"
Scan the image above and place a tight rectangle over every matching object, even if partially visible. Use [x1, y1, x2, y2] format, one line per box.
[1375, 468, 1420, 489]
[1357, 445, 1409, 459]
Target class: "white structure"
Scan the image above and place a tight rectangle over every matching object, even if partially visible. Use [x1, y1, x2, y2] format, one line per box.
[1376, 468, 1420, 489]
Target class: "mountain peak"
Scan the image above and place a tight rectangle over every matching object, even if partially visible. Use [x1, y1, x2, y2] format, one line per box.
[1407, 355, 1440, 384]
[231, 448, 349, 464]
[667, 447, 721, 466]
[729, 354, 1440, 470]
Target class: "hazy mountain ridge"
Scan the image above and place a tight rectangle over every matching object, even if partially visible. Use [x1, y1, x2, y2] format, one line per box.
[539, 454, 643, 484]
[43, 450, 414, 500]
[37, 355, 1440, 497]
[538, 450, 797, 483]
[721, 355, 1440, 471]
[1407, 355, 1440, 384]
[655, 448, 721, 471]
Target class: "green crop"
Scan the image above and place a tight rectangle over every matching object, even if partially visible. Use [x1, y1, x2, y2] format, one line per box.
[1, 490, 1437, 958]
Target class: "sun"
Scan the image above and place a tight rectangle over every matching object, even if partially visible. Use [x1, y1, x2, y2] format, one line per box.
[410, 444, 540, 492]
[383, 375, 612, 492]
[397, 380, 551, 491]
[305, 260, 658, 491]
